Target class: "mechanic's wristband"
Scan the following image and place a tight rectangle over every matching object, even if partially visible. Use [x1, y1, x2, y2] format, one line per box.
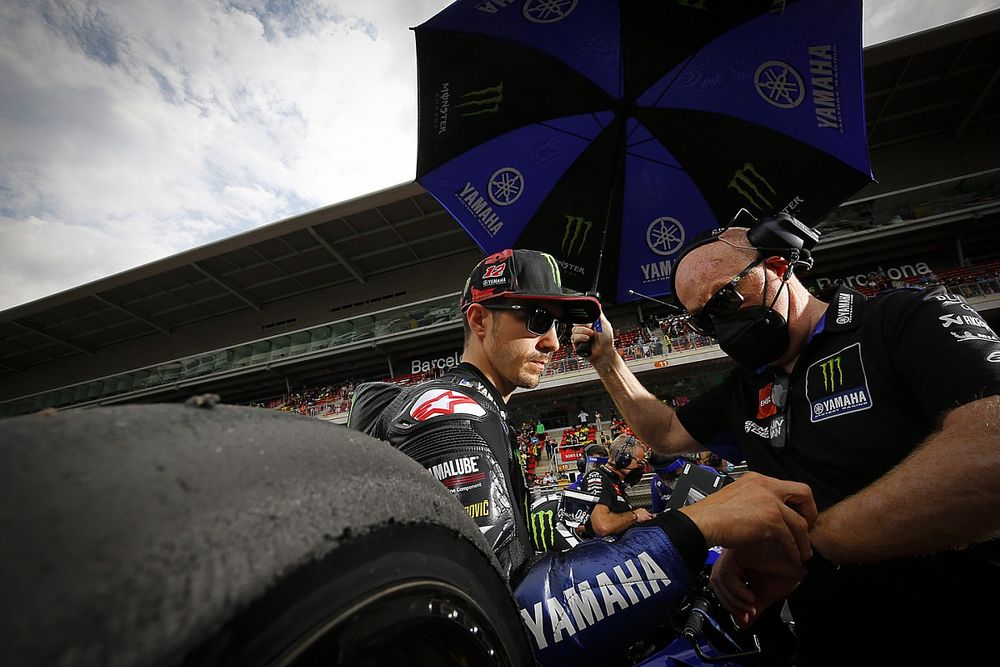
[650, 510, 708, 578]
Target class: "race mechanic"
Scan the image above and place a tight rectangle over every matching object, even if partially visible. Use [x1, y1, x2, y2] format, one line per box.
[578, 434, 655, 538]
[574, 220, 1000, 665]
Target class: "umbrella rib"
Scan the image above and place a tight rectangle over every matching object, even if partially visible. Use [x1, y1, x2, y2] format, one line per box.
[625, 151, 686, 172]
[537, 121, 604, 144]
[590, 112, 611, 130]
[644, 56, 694, 111]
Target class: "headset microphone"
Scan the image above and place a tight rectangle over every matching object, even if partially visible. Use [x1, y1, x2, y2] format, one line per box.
[627, 289, 686, 312]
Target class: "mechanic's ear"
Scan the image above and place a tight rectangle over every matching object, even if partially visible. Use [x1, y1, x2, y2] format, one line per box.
[764, 256, 792, 279]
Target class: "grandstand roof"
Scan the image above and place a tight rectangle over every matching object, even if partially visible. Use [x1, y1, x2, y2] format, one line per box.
[2, 9, 1000, 389]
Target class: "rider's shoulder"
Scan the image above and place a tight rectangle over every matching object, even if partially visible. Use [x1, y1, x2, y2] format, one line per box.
[394, 381, 493, 425]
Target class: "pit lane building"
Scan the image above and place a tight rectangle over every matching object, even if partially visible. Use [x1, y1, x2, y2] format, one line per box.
[2, 10, 1000, 421]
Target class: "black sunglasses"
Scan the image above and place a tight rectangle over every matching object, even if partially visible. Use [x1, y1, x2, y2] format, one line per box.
[485, 304, 569, 339]
[686, 256, 765, 337]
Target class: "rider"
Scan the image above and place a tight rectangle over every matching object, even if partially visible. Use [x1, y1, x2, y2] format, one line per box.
[349, 248, 815, 665]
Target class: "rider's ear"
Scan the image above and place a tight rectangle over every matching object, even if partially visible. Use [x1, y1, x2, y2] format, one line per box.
[466, 304, 491, 338]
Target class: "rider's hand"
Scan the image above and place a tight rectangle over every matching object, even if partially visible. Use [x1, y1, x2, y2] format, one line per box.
[572, 312, 615, 370]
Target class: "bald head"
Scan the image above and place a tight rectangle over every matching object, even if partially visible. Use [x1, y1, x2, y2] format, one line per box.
[674, 228, 759, 313]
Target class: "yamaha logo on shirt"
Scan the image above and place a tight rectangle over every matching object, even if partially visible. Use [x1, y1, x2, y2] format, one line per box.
[805, 342, 874, 422]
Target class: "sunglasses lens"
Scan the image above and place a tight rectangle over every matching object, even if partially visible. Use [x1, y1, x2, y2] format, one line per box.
[705, 285, 744, 317]
[525, 309, 557, 337]
[686, 284, 746, 337]
[686, 312, 715, 336]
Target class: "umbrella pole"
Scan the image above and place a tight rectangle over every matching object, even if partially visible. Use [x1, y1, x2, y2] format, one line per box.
[589, 117, 627, 298]
[577, 121, 626, 358]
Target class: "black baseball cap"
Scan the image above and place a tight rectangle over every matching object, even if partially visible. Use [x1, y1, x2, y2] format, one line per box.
[459, 249, 601, 323]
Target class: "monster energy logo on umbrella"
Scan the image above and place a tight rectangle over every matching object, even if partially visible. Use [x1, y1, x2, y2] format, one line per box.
[457, 81, 503, 117]
[562, 215, 592, 255]
[728, 162, 776, 211]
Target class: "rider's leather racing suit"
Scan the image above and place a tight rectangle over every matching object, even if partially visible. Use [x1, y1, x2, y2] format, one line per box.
[350, 362, 709, 665]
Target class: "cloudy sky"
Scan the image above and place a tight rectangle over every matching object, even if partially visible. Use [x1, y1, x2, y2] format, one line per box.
[1, 0, 997, 311]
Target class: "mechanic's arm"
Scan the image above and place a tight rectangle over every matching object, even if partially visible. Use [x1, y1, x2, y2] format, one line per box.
[573, 313, 700, 455]
[811, 395, 1000, 564]
[589, 503, 654, 537]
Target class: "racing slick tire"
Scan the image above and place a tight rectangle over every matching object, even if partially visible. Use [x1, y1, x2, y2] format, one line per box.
[0, 402, 535, 667]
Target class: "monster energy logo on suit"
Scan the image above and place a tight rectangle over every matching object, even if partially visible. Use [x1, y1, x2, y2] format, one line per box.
[806, 343, 873, 422]
[531, 508, 556, 552]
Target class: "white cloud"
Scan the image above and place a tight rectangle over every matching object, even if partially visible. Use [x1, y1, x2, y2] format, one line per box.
[864, 0, 999, 46]
[0, 0, 997, 310]
[0, 0, 452, 309]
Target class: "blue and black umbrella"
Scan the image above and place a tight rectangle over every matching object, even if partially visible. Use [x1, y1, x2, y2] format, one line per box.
[415, 0, 873, 304]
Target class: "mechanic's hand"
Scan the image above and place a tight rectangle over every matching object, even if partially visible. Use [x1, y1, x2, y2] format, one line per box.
[680, 473, 814, 627]
[710, 545, 805, 629]
[679, 470, 815, 608]
[679, 472, 816, 556]
[572, 312, 615, 370]
[633, 507, 655, 523]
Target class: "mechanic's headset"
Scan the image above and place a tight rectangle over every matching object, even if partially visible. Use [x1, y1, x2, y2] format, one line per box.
[613, 435, 639, 469]
[670, 212, 821, 310]
[746, 212, 821, 276]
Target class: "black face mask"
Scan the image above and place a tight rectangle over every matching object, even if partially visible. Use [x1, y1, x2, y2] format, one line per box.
[715, 306, 790, 371]
[713, 270, 793, 371]
[623, 466, 645, 486]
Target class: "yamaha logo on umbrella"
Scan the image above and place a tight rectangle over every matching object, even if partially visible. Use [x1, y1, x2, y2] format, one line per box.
[755, 61, 805, 108]
[646, 217, 685, 256]
[640, 218, 684, 285]
[523, 0, 578, 23]
[809, 45, 843, 130]
[488, 167, 524, 206]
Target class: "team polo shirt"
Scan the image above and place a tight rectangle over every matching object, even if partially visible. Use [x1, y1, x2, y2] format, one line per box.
[677, 286, 1000, 510]
[580, 465, 633, 537]
[582, 465, 633, 513]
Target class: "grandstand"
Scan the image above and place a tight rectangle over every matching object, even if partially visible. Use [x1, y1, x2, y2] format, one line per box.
[2, 10, 1000, 425]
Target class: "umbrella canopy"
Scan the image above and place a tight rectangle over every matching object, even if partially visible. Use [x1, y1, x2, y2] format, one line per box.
[415, 0, 873, 304]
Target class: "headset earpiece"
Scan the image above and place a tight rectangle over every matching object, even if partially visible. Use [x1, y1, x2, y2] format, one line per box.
[613, 435, 637, 469]
[746, 213, 820, 271]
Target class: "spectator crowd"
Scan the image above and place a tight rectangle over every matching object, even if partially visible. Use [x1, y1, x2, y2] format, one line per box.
[248, 262, 1000, 421]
